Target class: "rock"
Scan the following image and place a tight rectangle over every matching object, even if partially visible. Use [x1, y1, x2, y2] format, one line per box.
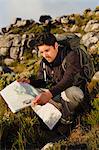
[4, 58, 15, 66]
[12, 17, 22, 25]
[10, 47, 20, 60]
[41, 142, 53, 150]
[0, 35, 12, 48]
[83, 8, 92, 14]
[84, 20, 99, 32]
[32, 49, 37, 55]
[12, 35, 21, 46]
[95, 11, 99, 17]
[21, 34, 28, 47]
[70, 25, 79, 32]
[1, 27, 7, 34]
[81, 32, 99, 47]
[92, 71, 99, 81]
[63, 26, 70, 32]
[91, 24, 99, 31]
[39, 15, 52, 24]
[22, 33, 28, 39]
[89, 45, 97, 54]
[0, 47, 9, 56]
[61, 16, 69, 24]
[75, 33, 82, 37]
[13, 19, 30, 28]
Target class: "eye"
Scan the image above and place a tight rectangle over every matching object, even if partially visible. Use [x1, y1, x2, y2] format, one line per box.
[45, 49, 49, 52]
[40, 51, 43, 54]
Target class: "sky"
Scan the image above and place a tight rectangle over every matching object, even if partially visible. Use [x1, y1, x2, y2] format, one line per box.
[0, 0, 99, 28]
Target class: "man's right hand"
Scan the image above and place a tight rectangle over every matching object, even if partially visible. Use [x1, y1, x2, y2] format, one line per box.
[17, 77, 30, 84]
[32, 90, 53, 105]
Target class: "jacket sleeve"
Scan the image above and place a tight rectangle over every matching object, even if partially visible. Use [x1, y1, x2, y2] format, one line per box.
[29, 61, 46, 88]
[49, 51, 81, 97]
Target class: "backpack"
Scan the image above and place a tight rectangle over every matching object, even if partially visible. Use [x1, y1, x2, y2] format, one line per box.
[56, 33, 95, 83]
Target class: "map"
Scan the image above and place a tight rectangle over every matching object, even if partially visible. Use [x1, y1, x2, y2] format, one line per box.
[0, 81, 62, 130]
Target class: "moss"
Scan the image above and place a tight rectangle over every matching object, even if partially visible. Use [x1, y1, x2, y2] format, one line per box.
[27, 24, 43, 34]
[51, 27, 65, 34]
[9, 27, 22, 34]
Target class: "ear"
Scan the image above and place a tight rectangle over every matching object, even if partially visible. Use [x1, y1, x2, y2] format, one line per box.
[54, 42, 58, 49]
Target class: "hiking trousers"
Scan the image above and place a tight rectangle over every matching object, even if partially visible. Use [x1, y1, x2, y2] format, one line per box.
[50, 86, 84, 117]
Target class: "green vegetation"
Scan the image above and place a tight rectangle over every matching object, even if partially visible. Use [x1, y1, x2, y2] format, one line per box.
[26, 24, 44, 34]
[83, 98, 99, 126]
[0, 55, 98, 149]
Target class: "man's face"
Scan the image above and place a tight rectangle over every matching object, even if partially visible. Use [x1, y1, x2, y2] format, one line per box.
[38, 43, 58, 63]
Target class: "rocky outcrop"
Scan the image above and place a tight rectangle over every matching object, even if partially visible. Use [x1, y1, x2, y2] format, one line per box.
[0, 7, 99, 65]
[0, 32, 36, 65]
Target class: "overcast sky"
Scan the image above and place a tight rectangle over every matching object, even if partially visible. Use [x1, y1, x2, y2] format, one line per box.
[0, 0, 99, 28]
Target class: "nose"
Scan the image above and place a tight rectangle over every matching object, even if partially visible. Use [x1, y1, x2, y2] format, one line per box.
[43, 52, 48, 58]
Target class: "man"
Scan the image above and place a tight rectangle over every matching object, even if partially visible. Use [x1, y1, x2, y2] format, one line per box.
[20, 32, 88, 119]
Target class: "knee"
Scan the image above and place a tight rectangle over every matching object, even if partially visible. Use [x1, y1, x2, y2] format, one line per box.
[61, 86, 84, 106]
[66, 86, 84, 100]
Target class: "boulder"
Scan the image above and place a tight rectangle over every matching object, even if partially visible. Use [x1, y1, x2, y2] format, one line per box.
[84, 20, 99, 32]
[4, 58, 15, 66]
[10, 47, 20, 60]
[81, 32, 99, 47]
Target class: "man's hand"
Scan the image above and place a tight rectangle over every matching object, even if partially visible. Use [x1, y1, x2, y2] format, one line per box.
[17, 77, 30, 84]
[32, 90, 53, 105]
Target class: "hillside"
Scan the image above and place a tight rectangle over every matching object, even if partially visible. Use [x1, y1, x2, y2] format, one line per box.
[0, 6, 99, 150]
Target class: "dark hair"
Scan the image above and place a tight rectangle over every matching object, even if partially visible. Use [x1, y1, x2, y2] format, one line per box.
[36, 32, 57, 47]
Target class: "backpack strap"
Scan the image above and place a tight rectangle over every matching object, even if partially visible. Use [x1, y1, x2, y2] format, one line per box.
[43, 62, 47, 81]
[62, 56, 67, 71]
